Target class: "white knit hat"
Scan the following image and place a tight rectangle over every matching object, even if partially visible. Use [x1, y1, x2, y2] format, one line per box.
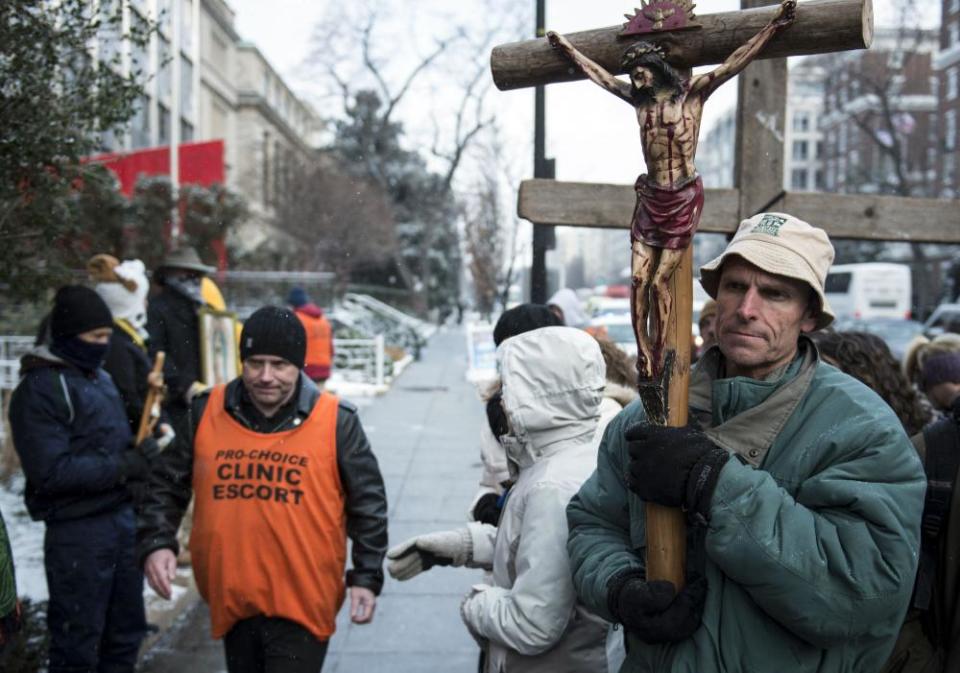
[92, 258, 150, 332]
[699, 213, 836, 330]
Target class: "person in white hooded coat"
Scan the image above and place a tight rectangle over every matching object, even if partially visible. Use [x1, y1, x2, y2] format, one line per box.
[388, 326, 609, 672]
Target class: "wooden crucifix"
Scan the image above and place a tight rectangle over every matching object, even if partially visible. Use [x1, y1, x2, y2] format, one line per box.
[490, 0, 877, 589]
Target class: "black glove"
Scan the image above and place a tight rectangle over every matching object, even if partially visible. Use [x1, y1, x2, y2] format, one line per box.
[118, 437, 161, 482]
[607, 570, 707, 643]
[625, 423, 730, 520]
[472, 492, 502, 526]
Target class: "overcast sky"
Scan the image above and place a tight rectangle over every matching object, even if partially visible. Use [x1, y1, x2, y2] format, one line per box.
[229, 0, 940, 188]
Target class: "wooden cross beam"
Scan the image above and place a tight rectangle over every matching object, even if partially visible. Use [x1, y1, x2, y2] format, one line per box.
[517, 180, 960, 243]
[490, 0, 873, 91]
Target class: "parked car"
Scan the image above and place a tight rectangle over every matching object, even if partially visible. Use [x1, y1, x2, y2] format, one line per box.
[832, 316, 925, 361]
[824, 263, 912, 321]
[922, 303, 960, 338]
[587, 296, 630, 318]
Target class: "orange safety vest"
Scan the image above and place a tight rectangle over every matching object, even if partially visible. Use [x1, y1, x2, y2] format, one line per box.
[296, 311, 333, 370]
[190, 385, 346, 641]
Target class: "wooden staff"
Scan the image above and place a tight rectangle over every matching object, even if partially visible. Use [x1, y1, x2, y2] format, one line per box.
[644, 248, 693, 589]
[136, 352, 166, 444]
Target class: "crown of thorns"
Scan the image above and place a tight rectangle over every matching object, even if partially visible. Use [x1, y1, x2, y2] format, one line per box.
[620, 42, 667, 69]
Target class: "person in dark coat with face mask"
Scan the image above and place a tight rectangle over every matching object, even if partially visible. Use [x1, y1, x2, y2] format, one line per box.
[9, 285, 158, 673]
[146, 247, 215, 436]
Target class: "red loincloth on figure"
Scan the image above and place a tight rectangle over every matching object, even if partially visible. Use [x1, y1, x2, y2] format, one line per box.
[631, 174, 704, 250]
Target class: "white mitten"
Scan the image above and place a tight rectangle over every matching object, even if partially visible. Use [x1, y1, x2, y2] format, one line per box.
[387, 528, 473, 581]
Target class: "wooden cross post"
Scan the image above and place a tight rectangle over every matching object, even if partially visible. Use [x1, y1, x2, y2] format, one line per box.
[489, 0, 880, 589]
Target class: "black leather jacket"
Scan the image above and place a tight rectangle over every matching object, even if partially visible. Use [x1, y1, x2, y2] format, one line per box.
[136, 374, 388, 594]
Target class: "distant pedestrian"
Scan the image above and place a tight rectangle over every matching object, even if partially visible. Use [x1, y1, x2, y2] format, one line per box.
[698, 298, 718, 353]
[139, 306, 387, 673]
[287, 287, 334, 386]
[10, 286, 156, 673]
[547, 288, 590, 328]
[388, 327, 611, 672]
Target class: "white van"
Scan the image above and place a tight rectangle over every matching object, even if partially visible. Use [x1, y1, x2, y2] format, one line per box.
[824, 263, 912, 320]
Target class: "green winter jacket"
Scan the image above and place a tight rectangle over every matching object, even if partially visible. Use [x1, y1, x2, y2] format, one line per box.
[567, 339, 926, 673]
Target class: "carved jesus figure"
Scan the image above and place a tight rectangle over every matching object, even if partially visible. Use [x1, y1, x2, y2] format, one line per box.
[548, 0, 795, 382]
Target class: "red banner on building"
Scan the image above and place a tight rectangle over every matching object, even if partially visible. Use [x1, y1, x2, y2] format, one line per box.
[86, 140, 225, 196]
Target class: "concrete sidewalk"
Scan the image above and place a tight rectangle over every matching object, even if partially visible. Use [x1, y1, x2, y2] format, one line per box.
[140, 326, 488, 672]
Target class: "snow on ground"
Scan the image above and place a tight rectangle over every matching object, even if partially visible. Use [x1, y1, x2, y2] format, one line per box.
[0, 474, 194, 607]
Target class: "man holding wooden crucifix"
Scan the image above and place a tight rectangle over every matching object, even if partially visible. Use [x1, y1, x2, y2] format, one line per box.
[548, 0, 795, 383]
[566, 213, 926, 672]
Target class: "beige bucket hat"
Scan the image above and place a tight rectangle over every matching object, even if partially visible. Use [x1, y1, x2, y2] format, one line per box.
[699, 212, 835, 330]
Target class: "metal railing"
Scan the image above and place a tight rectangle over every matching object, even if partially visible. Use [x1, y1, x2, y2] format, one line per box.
[333, 336, 386, 387]
[0, 337, 33, 363]
[0, 335, 388, 390]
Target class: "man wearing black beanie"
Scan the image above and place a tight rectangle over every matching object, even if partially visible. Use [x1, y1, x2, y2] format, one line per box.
[139, 306, 387, 673]
[10, 285, 158, 673]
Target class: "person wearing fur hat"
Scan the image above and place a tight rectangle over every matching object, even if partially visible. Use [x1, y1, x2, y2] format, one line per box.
[88, 255, 174, 442]
[138, 306, 387, 672]
[567, 213, 926, 673]
[10, 286, 159, 673]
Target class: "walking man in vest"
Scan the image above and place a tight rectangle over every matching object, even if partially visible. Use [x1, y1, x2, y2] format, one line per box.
[138, 306, 387, 672]
[288, 287, 334, 386]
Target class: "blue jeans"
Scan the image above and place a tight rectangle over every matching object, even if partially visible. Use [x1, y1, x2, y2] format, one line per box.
[45, 505, 146, 673]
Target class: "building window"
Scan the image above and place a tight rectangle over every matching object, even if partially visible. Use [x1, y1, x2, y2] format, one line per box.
[159, 104, 170, 145]
[948, 67, 959, 102]
[131, 11, 148, 76]
[946, 110, 957, 151]
[792, 112, 810, 132]
[262, 132, 271, 206]
[158, 0, 172, 36]
[815, 169, 824, 190]
[945, 153, 956, 187]
[97, 0, 122, 67]
[180, 55, 193, 118]
[950, 21, 960, 47]
[132, 95, 151, 148]
[181, 118, 194, 143]
[210, 29, 228, 74]
[792, 140, 808, 161]
[159, 37, 172, 99]
[791, 169, 808, 190]
[181, 0, 194, 51]
[211, 99, 228, 140]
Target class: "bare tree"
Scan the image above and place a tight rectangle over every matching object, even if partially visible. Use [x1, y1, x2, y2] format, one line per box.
[464, 127, 523, 318]
[273, 157, 397, 296]
[301, 0, 528, 312]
